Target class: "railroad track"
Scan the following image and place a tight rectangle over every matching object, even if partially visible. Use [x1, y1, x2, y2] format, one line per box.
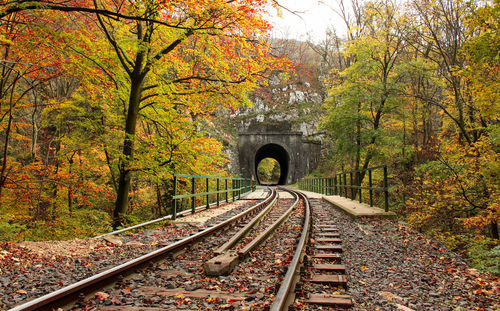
[9, 189, 354, 311]
[271, 193, 353, 311]
[9, 189, 276, 310]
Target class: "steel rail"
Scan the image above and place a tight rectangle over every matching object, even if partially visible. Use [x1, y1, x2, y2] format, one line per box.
[214, 191, 279, 254]
[9, 190, 276, 311]
[238, 188, 299, 258]
[270, 189, 311, 311]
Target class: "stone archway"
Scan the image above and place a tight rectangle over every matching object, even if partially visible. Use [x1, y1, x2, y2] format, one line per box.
[254, 143, 289, 185]
[238, 131, 321, 185]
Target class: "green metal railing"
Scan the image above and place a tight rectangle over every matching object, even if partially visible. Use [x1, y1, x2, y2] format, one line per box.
[298, 165, 389, 212]
[171, 174, 255, 219]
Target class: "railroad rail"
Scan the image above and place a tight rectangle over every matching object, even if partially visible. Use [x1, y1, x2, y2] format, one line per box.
[9, 189, 277, 311]
[271, 191, 353, 310]
[9, 188, 354, 311]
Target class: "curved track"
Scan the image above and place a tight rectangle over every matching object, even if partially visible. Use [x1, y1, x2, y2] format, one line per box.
[10, 190, 278, 311]
[9, 188, 355, 311]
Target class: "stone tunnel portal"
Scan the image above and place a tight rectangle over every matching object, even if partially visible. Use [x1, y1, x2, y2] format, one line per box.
[238, 131, 321, 185]
[255, 143, 289, 185]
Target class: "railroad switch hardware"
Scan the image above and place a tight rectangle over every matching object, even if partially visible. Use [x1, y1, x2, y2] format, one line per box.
[204, 251, 239, 276]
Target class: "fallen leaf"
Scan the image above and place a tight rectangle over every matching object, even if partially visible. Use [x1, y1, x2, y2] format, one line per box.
[396, 303, 415, 311]
[16, 289, 27, 295]
[95, 292, 109, 300]
[207, 296, 217, 303]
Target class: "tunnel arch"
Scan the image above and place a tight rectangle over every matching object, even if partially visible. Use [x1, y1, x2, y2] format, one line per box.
[254, 143, 290, 185]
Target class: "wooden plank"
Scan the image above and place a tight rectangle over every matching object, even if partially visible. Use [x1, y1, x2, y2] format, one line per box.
[316, 225, 338, 229]
[312, 264, 346, 272]
[319, 229, 340, 233]
[315, 244, 343, 252]
[310, 274, 347, 286]
[317, 232, 341, 238]
[317, 238, 342, 243]
[305, 294, 353, 307]
[311, 253, 341, 260]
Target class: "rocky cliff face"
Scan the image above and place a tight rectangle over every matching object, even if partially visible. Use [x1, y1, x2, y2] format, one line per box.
[212, 39, 327, 175]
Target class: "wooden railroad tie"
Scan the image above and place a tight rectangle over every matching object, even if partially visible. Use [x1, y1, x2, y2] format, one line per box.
[317, 224, 338, 228]
[311, 253, 342, 260]
[312, 263, 346, 273]
[316, 238, 342, 243]
[318, 228, 339, 232]
[310, 274, 348, 286]
[305, 293, 353, 308]
[315, 244, 343, 252]
[317, 232, 341, 238]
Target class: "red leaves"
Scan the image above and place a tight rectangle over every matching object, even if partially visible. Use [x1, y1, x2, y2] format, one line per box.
[95, 292, 109, 300]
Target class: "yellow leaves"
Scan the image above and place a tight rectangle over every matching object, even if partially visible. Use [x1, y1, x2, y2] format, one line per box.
[207, 296, 217, 303]
[361, 266, 368, 271]
[9, 132, 30, 142]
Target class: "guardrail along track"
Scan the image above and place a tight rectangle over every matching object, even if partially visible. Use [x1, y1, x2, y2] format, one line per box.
[271, 193, 353, 311]
[9, 189, 277, 311]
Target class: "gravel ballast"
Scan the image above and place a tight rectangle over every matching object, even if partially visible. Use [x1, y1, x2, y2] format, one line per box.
[318, 199, 499, 311]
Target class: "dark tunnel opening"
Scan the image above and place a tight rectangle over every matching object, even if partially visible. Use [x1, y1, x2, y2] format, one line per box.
[255, 143, 289, 185]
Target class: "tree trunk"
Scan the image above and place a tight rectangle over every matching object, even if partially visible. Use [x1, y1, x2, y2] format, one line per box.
[0, 104, 13, 201]
[113, 71, 145, 228]
[491, 221, 499, 240]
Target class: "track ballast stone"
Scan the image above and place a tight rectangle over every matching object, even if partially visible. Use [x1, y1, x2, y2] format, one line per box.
[0, 200, 258, 310]
[318, 199, 498, 311]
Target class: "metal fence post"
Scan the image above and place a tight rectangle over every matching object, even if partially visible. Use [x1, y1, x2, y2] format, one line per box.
[384, 166, 389, 212]
[225, 179, 228, 202]
[334, 175, 337, 195]
[191, 177, 196, 214]
[238, 179, 241, 199]
[172, 175, 177, 220]
[349, 172, 353, 200]
[232, 178, 235, 202]
[358, 171, 362, 203]
[369, 169, 373, 207]
[344, 173, 348, 198]
[206, 177, 210, 209]
[217, 178, 220, 206]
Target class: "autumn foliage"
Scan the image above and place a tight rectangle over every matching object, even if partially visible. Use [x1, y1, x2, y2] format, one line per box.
[0, 0, 287, 238]
[319, 0, 499, 274]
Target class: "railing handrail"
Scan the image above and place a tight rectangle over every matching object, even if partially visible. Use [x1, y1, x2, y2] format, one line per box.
[172, 187, 249, 200]
[298, 165, 389, 212]
[301, 165, 387, 179]
[171, 174, 255, 219]
[174, 173, 248, 180]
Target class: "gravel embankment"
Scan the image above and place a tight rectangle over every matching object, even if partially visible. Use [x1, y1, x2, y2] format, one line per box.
[0, 199, 259, 310]
[324, 200, 499, 311]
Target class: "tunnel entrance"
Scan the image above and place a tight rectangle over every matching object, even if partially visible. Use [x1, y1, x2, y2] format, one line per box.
[256, 158, 281, 185]
[255, 143, 289, 185]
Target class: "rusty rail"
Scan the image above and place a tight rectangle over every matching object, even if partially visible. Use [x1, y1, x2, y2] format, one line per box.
[9, 189, 276, 311]
[270, 189, 311, 311]
[238, 189, 299, 257]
